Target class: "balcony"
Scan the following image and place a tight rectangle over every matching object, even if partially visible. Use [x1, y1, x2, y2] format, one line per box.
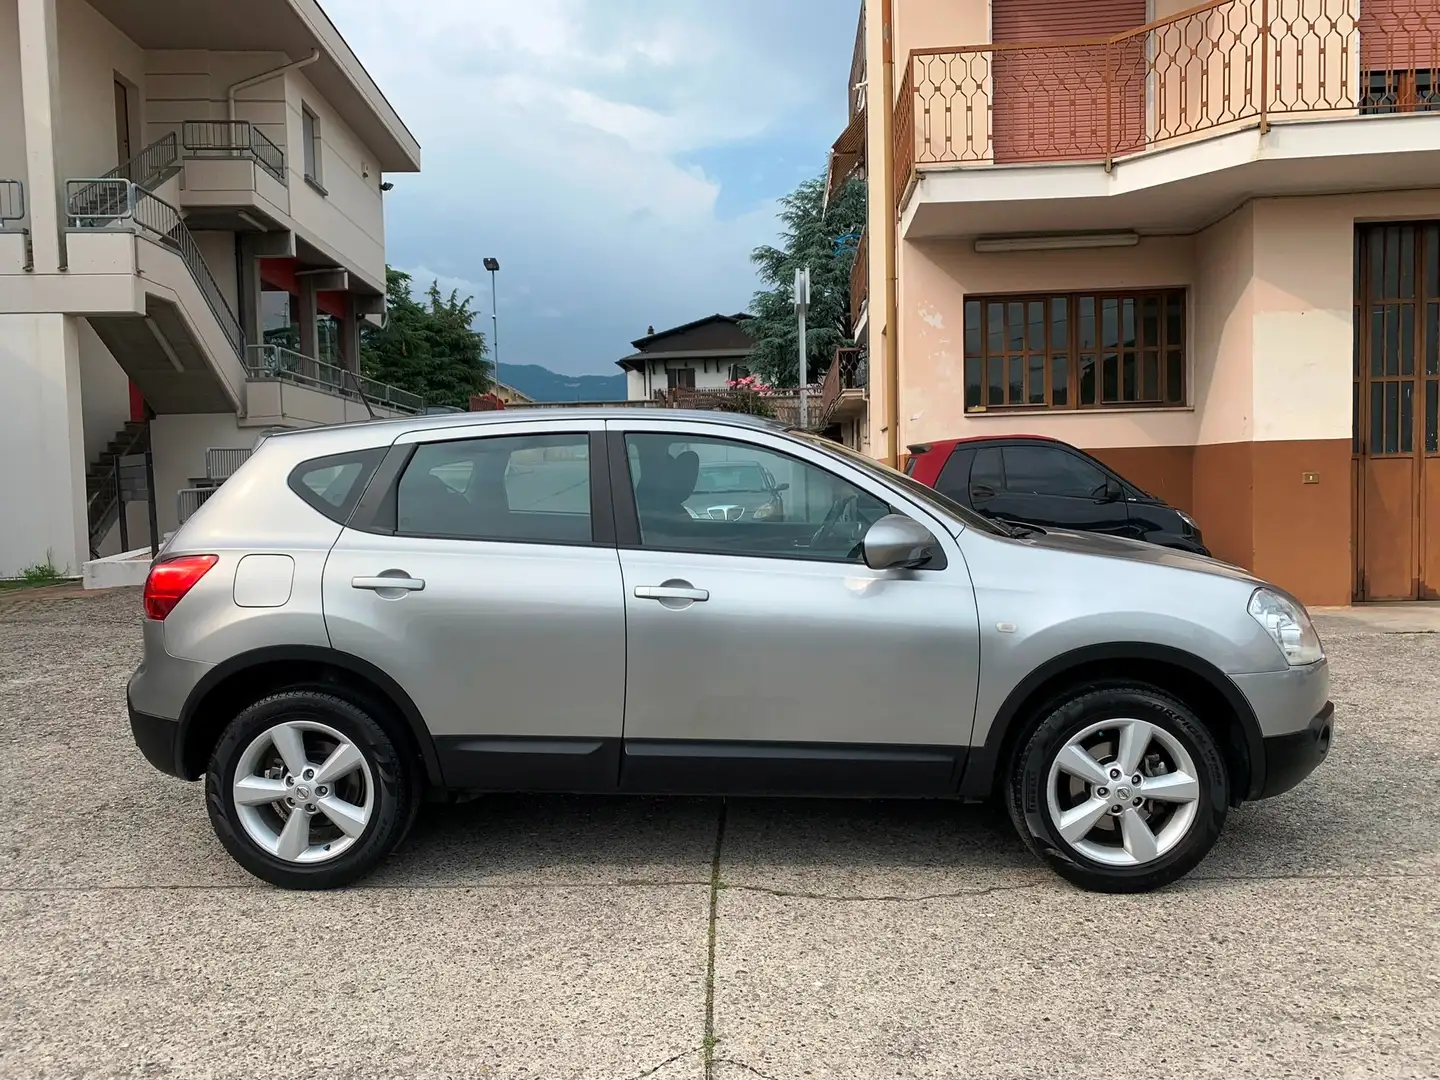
[243, 344, 426, 426]
[179, 121, 292, 232]
[849, 229, 868, 337]
[895, 0, 1440, 237]
[818, 347, 866, 427]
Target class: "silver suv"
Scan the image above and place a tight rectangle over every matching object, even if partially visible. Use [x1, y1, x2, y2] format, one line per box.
[128, 410, 1333, 893]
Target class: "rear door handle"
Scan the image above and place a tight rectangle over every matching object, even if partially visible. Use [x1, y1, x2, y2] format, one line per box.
[352, 575, 426, 592]
[634, 585, 709, 602]
[970, 484, 996, 502]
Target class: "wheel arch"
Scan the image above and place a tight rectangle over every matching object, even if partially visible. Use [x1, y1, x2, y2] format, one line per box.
[176, 645, 444, 788]
[960, 642, 1265, 804]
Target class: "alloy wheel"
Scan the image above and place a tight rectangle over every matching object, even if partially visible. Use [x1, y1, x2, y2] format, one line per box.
[231, 720, 375, 864]
[1044, 717, 1201, 867]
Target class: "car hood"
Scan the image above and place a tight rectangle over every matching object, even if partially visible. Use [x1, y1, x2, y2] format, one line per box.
[1017, 526, 1259, 584]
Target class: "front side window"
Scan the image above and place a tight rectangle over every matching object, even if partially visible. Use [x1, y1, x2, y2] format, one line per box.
[397, 432, 591, 544]
[624, 432, 890, 562]
[963, 290, 1185, 412]
[1002, 445, 1107, 499]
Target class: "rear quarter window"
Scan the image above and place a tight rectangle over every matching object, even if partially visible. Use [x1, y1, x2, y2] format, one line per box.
[287, 448, 386, 524]
[934, 446, 977, 500]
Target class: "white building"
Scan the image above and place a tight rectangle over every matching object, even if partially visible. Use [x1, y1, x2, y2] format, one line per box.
[0, 0, 421, 578]
[617, 314, 756, 401]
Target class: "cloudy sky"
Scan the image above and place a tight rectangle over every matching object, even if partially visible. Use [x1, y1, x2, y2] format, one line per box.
[324, 0, 857, 377]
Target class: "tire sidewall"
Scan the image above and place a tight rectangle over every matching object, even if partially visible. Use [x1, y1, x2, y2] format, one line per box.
[206, 692, 410, 888]
[1015, 687, 1229, 887]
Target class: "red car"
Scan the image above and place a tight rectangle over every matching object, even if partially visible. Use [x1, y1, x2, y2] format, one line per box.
[906, 435, 1209, 555]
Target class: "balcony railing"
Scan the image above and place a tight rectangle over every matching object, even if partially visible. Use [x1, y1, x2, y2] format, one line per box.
[818, 347, 865, 426]
[66, 178, 245, 360]
[182, 121, 288, 185]
[895, 0, 1440, 207]
[850, 229, 868, 332]
[245, 344, 426, 415]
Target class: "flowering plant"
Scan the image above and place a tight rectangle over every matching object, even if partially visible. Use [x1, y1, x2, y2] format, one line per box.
[725, 374, 776, 417]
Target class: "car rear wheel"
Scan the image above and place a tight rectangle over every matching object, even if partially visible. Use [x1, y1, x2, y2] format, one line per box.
[1006, 686, 1229, 893]
[206, 691, 417, 889]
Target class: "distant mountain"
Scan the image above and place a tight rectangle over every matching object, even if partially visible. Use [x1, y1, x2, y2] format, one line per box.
[498, 364, 627, 403]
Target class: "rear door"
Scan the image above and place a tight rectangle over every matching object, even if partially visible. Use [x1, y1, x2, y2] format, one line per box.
[322, 418, 626, 791]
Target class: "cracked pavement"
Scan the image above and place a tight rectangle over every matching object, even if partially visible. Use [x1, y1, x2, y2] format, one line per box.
[2, 588, 1438, 1079]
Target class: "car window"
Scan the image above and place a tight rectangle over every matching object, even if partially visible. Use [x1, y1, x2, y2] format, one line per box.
[624, 432, 890, 561]
[935, 446, 977, 499]
[288, 448, 384, 524]
[971, 447, 1004, 491]
[397, 432, 592, 544]
[1002, 445, 1106, 499]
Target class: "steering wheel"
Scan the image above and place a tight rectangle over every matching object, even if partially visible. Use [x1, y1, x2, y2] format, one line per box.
[810, 493, 861, 551]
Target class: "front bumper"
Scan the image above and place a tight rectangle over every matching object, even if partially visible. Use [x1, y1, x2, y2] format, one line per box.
[1257, 700, 1334, 799]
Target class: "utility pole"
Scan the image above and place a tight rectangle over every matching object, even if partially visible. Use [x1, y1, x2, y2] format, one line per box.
[483, 256, 500, 389]
[795, 266, 810, 428]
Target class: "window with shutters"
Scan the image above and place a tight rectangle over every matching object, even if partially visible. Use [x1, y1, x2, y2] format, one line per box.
[962, 290, 1186, 412]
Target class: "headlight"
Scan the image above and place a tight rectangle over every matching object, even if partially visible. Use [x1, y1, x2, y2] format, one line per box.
[1177, 510, 1199, 533]
[1247, 588, 1324, 666]
[751, 501, 776, 520]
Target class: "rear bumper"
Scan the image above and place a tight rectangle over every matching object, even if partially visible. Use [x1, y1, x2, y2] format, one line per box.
[128, 686, 185, 778]
[1256, 700, 1334, 799]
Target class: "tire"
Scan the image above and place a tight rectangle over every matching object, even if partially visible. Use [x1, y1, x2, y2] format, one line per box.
[206, 691, 418, 890]
[1005, 685, 1229, 893]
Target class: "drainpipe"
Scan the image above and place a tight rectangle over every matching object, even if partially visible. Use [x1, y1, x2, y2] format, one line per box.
[880, 0, 900, 468]
[227, 50, 320, 121]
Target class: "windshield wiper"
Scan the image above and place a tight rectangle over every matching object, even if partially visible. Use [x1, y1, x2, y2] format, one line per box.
[999, 518, 1045, 538]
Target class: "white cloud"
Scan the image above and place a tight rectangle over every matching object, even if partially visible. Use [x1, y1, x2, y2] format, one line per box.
[323, 0, 848, 373]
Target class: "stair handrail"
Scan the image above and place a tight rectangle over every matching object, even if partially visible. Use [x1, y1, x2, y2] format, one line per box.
[68, 133, 180, 218]
[87, 423, 151, 557]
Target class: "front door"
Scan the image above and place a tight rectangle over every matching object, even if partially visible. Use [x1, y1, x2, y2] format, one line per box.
[322, 420, 627, 789]
[1354, 223, 1440, 601]
[607, 420, 982, 796]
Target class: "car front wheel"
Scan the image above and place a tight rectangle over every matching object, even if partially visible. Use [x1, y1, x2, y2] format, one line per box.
[1006, 685, 1229, 893]
[206, 691, 416, 889]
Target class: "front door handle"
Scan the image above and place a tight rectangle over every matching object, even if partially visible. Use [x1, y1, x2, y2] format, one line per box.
[634, 584, 709, 602]
[970, 484, 996, 502]
[353, 575, 425, 592]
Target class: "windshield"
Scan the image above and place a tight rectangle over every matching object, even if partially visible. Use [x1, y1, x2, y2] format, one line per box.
[788, 430, 1014, 538]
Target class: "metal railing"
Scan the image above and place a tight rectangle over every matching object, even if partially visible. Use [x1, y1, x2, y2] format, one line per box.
[66, 179, 245, 360]
[896, 0, 1440, 199]
[68, 132, 182, 221]
[182, 121, 287, 185]
[245, 343, 426, 415]
[849, 229, 868, 332]
[0, 179, 23, 225]
[205, 447, 253, 482]
[654, 386, 824, 428]
[818, 347, 865, 426]
[177, 486, 218, 526]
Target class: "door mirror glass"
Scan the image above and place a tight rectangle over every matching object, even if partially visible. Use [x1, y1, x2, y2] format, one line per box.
[863, 514, 941, 570]
[1103, 476, 1123, 502]
[774, 482, 790, 492]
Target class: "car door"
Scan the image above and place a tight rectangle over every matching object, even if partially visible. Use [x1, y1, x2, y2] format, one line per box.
[605, 418, 982, 797]
[989, 442, 1132, 537]
[323, 418, 626, 792]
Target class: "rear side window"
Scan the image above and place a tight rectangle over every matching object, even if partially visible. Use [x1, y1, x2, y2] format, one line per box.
[934, 446, 976, 499]
[288, 448, 384, 524]
[396, 432, 593, 545]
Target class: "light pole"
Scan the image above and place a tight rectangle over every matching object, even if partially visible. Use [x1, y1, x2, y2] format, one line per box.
[794, 266, 811, 428]
[483, 256, 500, 390]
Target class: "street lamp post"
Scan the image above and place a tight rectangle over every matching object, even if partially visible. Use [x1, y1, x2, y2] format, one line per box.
[794, 266, 811, 428]
[483, 256, 500, 390]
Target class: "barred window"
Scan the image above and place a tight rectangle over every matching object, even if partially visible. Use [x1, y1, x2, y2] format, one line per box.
[963, 290, 1186, 412]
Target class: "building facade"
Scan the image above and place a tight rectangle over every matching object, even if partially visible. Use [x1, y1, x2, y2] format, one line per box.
[835, 0, 1440, 606]
[0, 0, 420, 578]
[618, 314, 755, 401]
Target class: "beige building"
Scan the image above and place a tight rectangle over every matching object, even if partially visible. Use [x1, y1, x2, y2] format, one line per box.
[0, 0, 420, 578]
[833, 0, 1440, 606]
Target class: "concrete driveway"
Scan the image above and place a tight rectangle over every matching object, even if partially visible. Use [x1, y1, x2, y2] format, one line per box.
[1, 588, 1436, 1079]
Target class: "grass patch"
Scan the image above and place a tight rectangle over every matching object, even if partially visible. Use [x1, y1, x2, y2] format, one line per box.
[0, 557, 67, 591]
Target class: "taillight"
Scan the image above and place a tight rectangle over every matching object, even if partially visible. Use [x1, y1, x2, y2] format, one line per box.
[143, 555, 218, 620]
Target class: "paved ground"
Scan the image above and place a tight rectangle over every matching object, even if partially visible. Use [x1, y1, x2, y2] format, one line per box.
[1, 588, 1437, 1079]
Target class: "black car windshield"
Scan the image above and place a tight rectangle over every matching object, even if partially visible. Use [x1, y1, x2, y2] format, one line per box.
[788, 430, 1014, 538]
[693, 463, 768, 494]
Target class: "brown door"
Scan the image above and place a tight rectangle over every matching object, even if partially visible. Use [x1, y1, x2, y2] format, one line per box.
[114, 80, 132, 166]
[1354, 223, 1440, 601]
[990, 0, 1146, 164]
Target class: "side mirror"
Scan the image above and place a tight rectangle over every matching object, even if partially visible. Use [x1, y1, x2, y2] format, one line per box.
[1103, 477, 1123, 502]
[774, 482, 790, 492]
[863, 514, 941, 571]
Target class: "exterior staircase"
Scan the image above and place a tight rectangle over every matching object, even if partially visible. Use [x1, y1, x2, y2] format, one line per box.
[85, 420, 150, 557]
[67, 133, 180, 222]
